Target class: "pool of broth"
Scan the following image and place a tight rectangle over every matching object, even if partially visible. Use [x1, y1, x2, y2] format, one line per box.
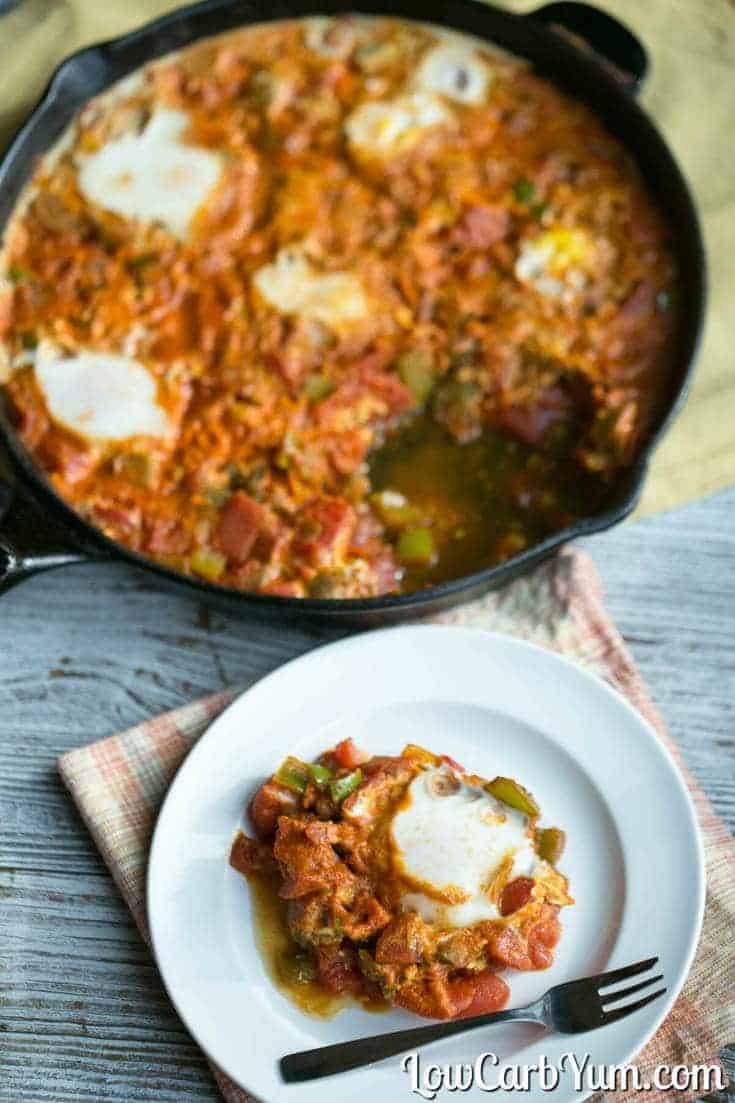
[369, 415, 607, 591]
[249, 873, 389, 1018]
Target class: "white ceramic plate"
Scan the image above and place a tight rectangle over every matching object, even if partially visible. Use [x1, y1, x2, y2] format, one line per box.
[148, 625, 704, 1103]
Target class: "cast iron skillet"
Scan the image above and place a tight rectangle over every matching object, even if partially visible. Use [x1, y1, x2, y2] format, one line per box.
[0, 0, 706, 623]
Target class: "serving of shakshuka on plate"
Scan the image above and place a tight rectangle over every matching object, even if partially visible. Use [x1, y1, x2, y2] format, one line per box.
[0, 15, 678, 597]
[229, 739, 572, 1019]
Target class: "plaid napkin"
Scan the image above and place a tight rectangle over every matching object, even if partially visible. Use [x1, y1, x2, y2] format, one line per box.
[58, 549, 734, 1103]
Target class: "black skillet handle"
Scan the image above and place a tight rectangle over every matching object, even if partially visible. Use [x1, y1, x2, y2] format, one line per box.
[530, 2, 648, 93]
[0, 480, 96, 594]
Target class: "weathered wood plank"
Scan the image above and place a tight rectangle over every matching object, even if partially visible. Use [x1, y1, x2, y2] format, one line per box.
[0, 487, 733, 1100]
[580, 490, 735, 834]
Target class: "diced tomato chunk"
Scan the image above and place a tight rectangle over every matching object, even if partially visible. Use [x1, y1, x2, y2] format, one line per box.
[325, 428, 370, 476]
[316, 353, 414, 432]
[249, 780, 299, 839]
[500, 876, 535, 917]
[333, 738, 366, 769]
[148, 517, 191, 556]
[291, 497, 356, 569]
[528, 913, 562, 969]
[394, 972, 457, 1019]
[341, 890, 391, 941]
[485, 924, 534, 971]
[316, 945, 364, 996]
[216, 491, 267, 564]
[395, 966, 509, 1019]
[486, 905, 561, 971]
[453, 969, 510, 1018]
[456, 205, 511, 249]
[375, 914, 425, 966]
[229, 830, 277, 876]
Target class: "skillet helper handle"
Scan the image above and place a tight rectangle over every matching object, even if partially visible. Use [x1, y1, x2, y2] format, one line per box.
[0, 481, 94, 594]
[530, 2, 648, 93]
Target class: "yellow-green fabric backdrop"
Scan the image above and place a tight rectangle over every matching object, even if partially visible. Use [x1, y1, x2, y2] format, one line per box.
[1, 0, 732, 516]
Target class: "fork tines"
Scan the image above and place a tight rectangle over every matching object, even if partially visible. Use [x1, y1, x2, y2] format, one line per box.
[595, 957, 666, 1024]
[593, 956, 660, 988]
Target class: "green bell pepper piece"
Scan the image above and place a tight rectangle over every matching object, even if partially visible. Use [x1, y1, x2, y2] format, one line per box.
[486, 776, 540, 818]
[397, 527, 436, 566]
[275, 756, 310, 793]
[308, 763, 333, 787]
[330, 769, 363, 804]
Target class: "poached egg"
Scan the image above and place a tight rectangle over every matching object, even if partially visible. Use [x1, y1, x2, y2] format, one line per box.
[77, 108, 223, 240]
[253, 244, 369, 332]
[390, 766, 537, 927]
[414, 42, 493, 106]
[514, 228, 595, 301]
[344, 91, 452, 160]
[303, 15, 362, 59]
[34, 342, 170, 443]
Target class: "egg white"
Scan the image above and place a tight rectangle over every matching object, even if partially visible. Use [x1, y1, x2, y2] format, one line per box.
[34, 342, 170, 443]
[302, 15, 362, 59]
[253, 244, 369, 332]
[344, 91, 452, 159]
[77, 108, 223, 240]
[390, 767, 536, 927]
[514, 228, 593, 300]
[413, 43, 492, 105]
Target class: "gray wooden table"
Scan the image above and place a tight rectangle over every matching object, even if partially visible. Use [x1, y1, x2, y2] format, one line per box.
[1, 488, 733, 1102]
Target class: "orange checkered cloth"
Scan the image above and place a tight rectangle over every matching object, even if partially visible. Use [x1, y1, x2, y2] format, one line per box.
[58, 549, 734, 1103]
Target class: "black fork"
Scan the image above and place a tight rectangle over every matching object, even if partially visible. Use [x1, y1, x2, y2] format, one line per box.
[281, 956, 665, 1082]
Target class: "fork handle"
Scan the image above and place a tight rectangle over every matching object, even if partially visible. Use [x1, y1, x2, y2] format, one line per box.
[280, 1004, 541, 1082]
